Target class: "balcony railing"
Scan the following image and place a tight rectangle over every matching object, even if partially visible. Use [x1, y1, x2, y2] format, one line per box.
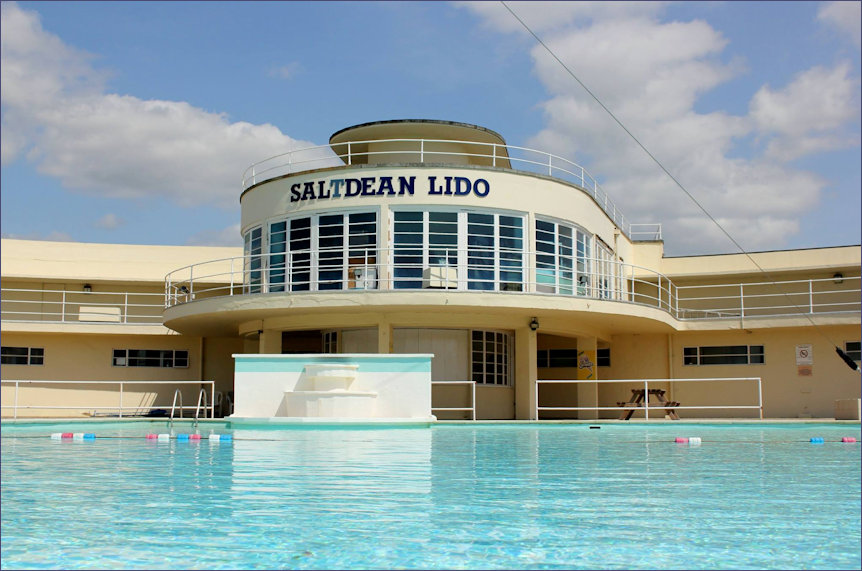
[162, 251, 860, 322]
[239, 138, 661, 241]
[1, 289, 165, 325]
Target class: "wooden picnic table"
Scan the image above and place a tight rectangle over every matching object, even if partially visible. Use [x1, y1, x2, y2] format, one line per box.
[617, 388, 680, 420]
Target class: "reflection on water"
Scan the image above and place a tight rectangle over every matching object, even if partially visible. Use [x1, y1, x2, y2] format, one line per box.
[0, 424, 859, 570]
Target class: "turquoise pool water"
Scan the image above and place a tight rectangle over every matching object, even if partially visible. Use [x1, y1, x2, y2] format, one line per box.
[1, 422, 860, 570]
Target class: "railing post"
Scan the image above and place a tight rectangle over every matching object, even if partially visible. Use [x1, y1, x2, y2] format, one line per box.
[230, 258, 235, 295]
[119, 382, 123, 419]
[61, 290, 66, 323]
[189, 266, 194, 300]
[492, 144, 497, 167]
[547, 153, 553, 176]
[739, 284, 745, 320]
[644, 379, 650, 420]
[420, 139, 424, 163]
[808, 279, 813, 313]
[123, 293, 128, 323]
[757, 378, 763, 419]
[472, 381, 477, 421]
[14, 381, 19, 420]
[347, 141, 352, 165]
[534, 379, 539, 420]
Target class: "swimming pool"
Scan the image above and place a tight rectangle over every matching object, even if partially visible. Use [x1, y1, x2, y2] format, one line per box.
[2, 422, 860, 570]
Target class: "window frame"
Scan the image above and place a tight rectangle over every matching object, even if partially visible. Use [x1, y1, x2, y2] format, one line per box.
[0, 346, 44, 366]
[683, 345, 765, 366]
[112, 349, 190, 368]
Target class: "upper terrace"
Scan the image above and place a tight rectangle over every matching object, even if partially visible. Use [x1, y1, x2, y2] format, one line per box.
[240, 119, 661, 241]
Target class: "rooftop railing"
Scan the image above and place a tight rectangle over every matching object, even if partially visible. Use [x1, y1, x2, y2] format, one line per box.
[1, 288, 165, 325]
[240, 138, 660, 241]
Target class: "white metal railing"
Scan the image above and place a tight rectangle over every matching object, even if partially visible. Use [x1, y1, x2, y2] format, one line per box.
[432, 380, 476, 420]
[239, 137, 656, 239]
[0, 380, 215, 420]
[0, 288, 164, 325]
[535, 378, 763, 420]
[163, 251, 860, 322]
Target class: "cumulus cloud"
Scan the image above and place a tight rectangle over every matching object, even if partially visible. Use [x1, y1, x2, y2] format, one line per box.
[0, 2, 333, 210]
[818, 1, 861, 48]
[268, 62, 303, 80]
[186, 224, 243, 247]
[94, 213, 123, 230]
[460, 2, 860, 254]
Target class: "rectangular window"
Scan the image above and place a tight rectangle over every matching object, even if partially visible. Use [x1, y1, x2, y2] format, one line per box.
[845, 341, 861, 362]
[244, 226, 263, 294]
[536, 219, 593, 296]
[536, 348, 581, 368]
[323, 331, 338, 354]
[113, 349, 189, 368]
[597, 348, 610, 367]
[683, 345, 764, 366]
[1, 346, 44, 365]
[472, 330, 512, 386]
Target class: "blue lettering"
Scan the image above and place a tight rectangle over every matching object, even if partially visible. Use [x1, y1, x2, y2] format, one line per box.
[301, 181, 316, 201]
[330, 179, 344, 198]
[473, 178, 490, 197]
[317, 180, 330, 199]
[444, 176, 453, 195]
[398, 176, 415, 195]
[345, 178, 362, 197]
[428, 176, 442, 195]
[361, 177, 376, 196]
[377, 177, 394, 195]
[453, 177, 471, 196]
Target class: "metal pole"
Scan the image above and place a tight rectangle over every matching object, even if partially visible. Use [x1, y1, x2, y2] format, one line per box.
[14, 381, 19, 420]
[119, 382, 123, 419]
[230, 258, 235, 295]
[61, 290, 66, 323]
[808, 280, 813, 313]
[644, 379, 650, 420]
[757, 378, 763, 420]
[534, 379, 539, 420]
[124, 293, 128, 323]
[471, 382, 476, 421]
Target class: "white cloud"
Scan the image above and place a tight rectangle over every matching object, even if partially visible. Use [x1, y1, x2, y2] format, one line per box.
[750, 62, 861, 160]
[0, 2, 333, 209]
[268, 62, 303, 80]
[94, 213, 123, 230]
[186, 224, 242, 247]
[461, 2, 860, 254]
[818, 1, 861, 48]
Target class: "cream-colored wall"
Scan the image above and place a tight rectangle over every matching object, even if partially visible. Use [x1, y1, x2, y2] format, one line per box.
[202, 336, 244, 397]
[1, 239, 240, 283]
[476, 385, 515, 420]
[602, 325, 861, 419]
[1, 331, 205, 418]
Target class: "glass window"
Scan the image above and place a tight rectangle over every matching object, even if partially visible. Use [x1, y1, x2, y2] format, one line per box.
[471, 330, 512, 386]
[535, 219, 594, 296]
[683, 345, 765, 366]
[597, 348, 610, 367]
[1, 346, 43, 365]
[243, 226, 263, 294]
[845, 341, 861, 362]
[113, 349, 189, 368]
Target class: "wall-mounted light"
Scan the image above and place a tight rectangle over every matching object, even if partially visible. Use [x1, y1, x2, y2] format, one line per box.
[529, 317, 539, 331]
[179, 286, 190, 294]
[83, 284, 92, 293]
[833, 273, 844, 284]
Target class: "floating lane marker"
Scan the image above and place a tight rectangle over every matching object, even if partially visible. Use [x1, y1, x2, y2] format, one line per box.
[674, 437, 688, 443]
[841, 437, 857, 443]
[810, 437, 824, 444]
[177, 434, 189, 441]
[50, 433, 95, 440]
[190, 434, 202, 441]
[157, 433, 170, 442]
[675, 437, 701, 445]
[209, 434, 232, 442]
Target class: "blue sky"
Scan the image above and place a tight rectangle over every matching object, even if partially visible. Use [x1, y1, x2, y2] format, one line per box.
[1, 1, 859, 255]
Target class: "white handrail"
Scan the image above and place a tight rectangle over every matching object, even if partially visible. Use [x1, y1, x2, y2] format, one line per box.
[0, 380, 216, 419]
[170, 389, 183, 420]
[535, 377, 763, 420]
[431, 380, 477, 420]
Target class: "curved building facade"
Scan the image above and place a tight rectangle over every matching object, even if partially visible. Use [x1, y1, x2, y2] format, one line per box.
[2, 119, 860, 420]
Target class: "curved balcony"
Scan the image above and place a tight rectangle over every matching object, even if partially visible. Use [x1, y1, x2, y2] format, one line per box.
[163, 251, 860, 322]
[240, 138, 661, 241]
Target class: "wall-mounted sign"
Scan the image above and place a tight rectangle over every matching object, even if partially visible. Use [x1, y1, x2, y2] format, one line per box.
[796, 344, 813, 376]
[289, 175, 490, 203]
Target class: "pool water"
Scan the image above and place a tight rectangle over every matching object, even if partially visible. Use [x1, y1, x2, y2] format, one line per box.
[1, 422, 860, 570]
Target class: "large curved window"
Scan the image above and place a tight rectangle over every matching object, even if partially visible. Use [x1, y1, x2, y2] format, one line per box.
[392, 209, 524, 291]
[244, 210, 378, 293]
[536, 219, 592, 295]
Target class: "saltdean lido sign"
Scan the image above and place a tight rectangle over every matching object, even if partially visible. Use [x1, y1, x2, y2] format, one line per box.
[289, 175, 490, 203]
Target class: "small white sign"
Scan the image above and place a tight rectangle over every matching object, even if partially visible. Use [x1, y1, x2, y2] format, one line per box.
[796, 344, 813, 365]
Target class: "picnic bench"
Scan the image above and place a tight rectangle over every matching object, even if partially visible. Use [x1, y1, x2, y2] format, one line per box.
[617, 388, 680, 420]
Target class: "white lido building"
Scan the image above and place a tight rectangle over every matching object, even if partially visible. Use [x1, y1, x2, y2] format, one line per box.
[2, 119, 860, 421]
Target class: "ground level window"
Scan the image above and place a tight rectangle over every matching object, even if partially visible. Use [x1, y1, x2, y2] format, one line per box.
[845, 341, 861, 362]
[323, 331, 338, 353]
[471, 330, 512, 386]
[113, 349, 189, 368]
[597, 348, 610, 367]
[683, 345, 764, 365]
[1, 346, 44, 365]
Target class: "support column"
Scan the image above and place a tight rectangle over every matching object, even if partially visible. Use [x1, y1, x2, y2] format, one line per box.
[576, 336, 598, 419]
[514, 325, 538, 420]
[377, 321, 393, 354]
[258, 329, 282, 354]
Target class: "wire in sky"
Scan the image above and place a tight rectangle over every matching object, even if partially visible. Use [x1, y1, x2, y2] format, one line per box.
[500, 1, 858, 370]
